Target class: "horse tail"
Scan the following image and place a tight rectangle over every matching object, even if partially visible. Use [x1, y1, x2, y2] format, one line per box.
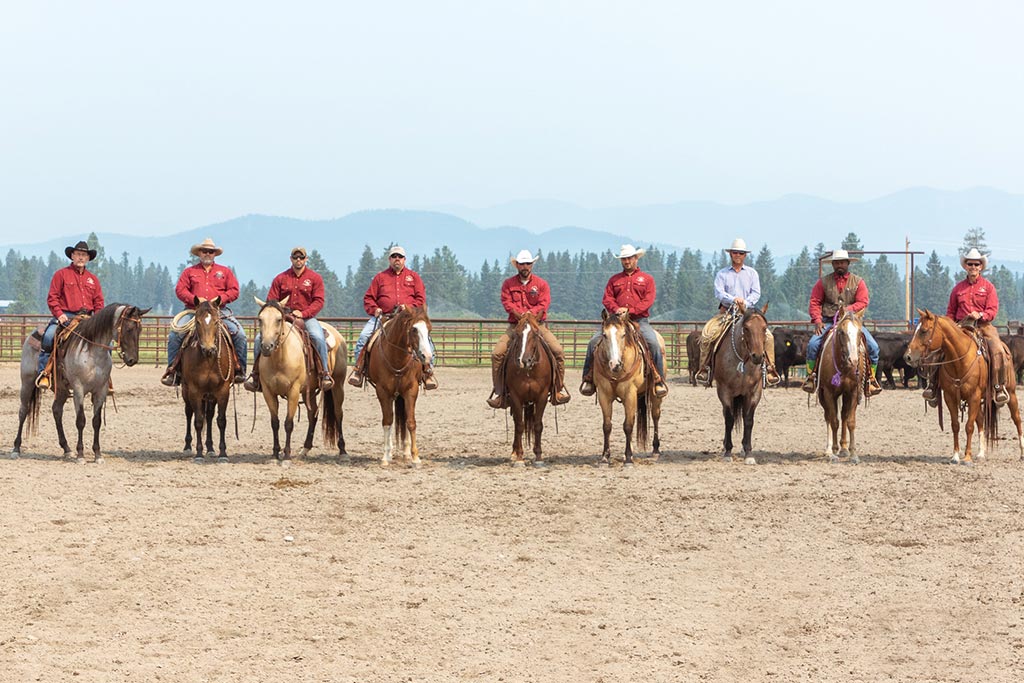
[523, 403, 535, 448]
[394, 395, 408, 450]
[25, 385, 40, 437]
[636, 393, 650, 452]
[732, 395, 744, 438]
[322, 387, 339, 446]
[986, 398, 999, 449]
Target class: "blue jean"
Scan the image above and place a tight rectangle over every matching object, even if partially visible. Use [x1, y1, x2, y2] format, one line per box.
[807, 322, 879, 365]
[37, 318, 60, 374]
[167, 310, 247, 374]
[254, 317, 329, 372]
[353, 316, 436, 369]
[582, 318, 665, 379]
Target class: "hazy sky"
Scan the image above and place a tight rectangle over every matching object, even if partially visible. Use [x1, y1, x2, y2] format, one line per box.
[2, 0, 1023, 243]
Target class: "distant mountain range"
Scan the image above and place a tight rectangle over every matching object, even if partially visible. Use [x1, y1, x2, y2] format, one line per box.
[5, 187, 1024, 284]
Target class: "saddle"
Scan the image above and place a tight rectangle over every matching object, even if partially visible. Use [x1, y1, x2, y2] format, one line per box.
[170, 322, 241, 377]
[495, 326, 561, 405]
[288, 316, 337, 388]
[704, 315, 738, 379]
[36, 314, 90, 392]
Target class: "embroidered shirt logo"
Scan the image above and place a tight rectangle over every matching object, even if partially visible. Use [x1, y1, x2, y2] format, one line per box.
[636, 276, 646, 284]
[303, 279, 312, 288]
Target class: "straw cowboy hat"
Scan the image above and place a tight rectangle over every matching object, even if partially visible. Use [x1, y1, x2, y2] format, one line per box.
[510, 249, 539, 265]
[617, 244, 646, 259]
[724, 238, 751, 254]
[960, 247, 989, 271]
[823, 248, 860, 263]
[64, 240, 97, 261]
[190, 237, 224, 257]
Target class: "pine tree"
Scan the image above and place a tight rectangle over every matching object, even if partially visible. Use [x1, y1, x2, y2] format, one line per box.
[868, 254, 904, 320]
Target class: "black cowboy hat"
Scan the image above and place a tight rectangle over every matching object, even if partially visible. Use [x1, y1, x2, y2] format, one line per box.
[65, 240, 98, 261]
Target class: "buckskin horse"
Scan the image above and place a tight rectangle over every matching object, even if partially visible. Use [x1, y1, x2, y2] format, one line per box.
[814, 303, 871, 463]
[179, 297, 234, 462]
[11, 304, 149, 462]
[253, 297, 347, 465]
[364, 305, 433, 466]
[712, 303, 770, 464]
[905, 309, 1024, 465]
[593, 310, 665, 466]
[500, 311, 555, 466]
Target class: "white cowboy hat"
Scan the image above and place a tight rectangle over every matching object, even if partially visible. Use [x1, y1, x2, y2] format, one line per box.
[960, 248, 989, 271]
[617, 244, 646, 259]
[823, 248, 859, 263]
[724, 238, 750, 254]
[510, 249, 539, 265]
[190, 237, 224, 257]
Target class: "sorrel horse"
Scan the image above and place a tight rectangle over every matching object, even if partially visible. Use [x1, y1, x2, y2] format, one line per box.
[815, 303, 870, 463]
[501, 311, 554, 466]
[905, 309, 1024, 465]
[365, 306, 433, 466]
[712, 303, 770, 464]
[179, 297, 233, 462]
[593, 310, 665, 466]
[254, 298, 347, 465]
[11, 304, 149, 462]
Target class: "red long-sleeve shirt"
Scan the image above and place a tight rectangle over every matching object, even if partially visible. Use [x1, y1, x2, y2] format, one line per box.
[808, 273, 869, 324]
[602, 269, 656, 320]
[363, 268, 425, 316]
[268, 267, 325, 318]
[175, 263, 240, 307]
[47, 265, 104, 318]
[500, 274, 551, 323]
[947, 276, 999, 322]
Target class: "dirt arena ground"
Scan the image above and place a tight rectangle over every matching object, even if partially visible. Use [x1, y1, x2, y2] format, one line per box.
[1, 363, 1022, 682]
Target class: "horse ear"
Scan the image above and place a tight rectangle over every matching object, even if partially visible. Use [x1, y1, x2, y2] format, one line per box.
[854, 308, 866, 320]
[138, 307, 151, 316]
[212, 296, 221, 307]
[601, 309, 609, 321]
[760, 301, 769, 315]
[193, 296, 201, 307]
[280, 295, 290, 307]
[254, 296, 266, 308]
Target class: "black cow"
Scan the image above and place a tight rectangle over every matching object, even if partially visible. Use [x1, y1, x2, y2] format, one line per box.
[874, 331, 918, 389]
[1001, 334, 1024, 383]
[773, 327, 811, 388]
[686, 330, 701, 385]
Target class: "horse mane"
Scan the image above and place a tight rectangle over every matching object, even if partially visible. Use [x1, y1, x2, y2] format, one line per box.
[260, 299, 288, 315]
[74, 303, 124, 342]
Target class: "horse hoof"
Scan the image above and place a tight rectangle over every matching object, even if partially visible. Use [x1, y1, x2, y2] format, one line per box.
[411, 460, 422, 469]
[828, 455, 840, 464]
[300, 448, 310, 458]
[217, 456, 228, 464]
[744, 457, 756, 466]
[9, 451, 19, 460]
[511, 461, 525, 468]
[193, 456, 204, 464]
[533, 460, 547, 468]
[850, 455, 860, 465]
[278, 459, 290, 468]
[94, 456, 104, 465]
[75, 457, 86, 465]
[839, 449, 850, 458]
[623, 461, 634, 469]
[962, 460, 974, 468]
[721, 454, 733, 463]
[182, 447, 192, 454]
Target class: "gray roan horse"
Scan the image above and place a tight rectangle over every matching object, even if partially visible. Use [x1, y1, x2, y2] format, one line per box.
[11, 304, 150, 462]
[713, 303, 770, 465]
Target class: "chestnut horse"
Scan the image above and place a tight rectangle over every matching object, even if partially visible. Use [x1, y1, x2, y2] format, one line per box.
[11, 304, 149, 462]
[815, 303, 870, 463]
[365, 306, 433, 466]
[501, 311, 554, 466]
[593, 311, 665, 466]
[712, 303, 769, 464]
[905, 309, 1024, 465]
[179, 297, 233, 462]
[254, 298, 347, 465]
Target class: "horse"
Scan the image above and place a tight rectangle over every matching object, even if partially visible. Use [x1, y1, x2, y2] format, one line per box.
[905, 309, 1024, 465]
[501, 311, 555, 466]
[364, 306, 433, 466]
[712, 303, 770, 464]
[179, 297, 234, 462]
[814, 303, 870, 463]
[253, 297, 347, 465]
[593, 310, 665, 466]
[11, 304, 150, 462]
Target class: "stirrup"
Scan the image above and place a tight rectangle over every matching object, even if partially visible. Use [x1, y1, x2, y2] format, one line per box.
[552, 388, 571, 405]
[866, 379, 883, 397]
[422, 373, 438, 390]
[160, 370, 178, 387]
[995, 386, 1010, 406]
[579, 379, 595, 397]
[695, 367, 711, 386]
[320, 374, 335, 391]
[654, 381, 669, 398]
[35, 371, 51, 390]
[765, 368, 781, 387]
[801, 374, 816, 393]
[243, 374, 261, 392]
[347, 370, 364, 388]
[486, 393, 506, 409]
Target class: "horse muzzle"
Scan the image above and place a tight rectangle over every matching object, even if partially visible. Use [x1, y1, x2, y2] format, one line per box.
[260, 342, 277, 355]
[750, 353, 763, 366]
[904, 350, 920, 367]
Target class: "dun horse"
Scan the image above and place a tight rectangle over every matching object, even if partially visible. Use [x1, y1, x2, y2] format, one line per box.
[12, 304, 149, 462]
[501, 311, 555, 466]
[905, 309, 1024, 465]
[593, 310, 665, 466]
[814, 303, 870, 463]
[363, 306, 433, 466]
[712, 303, 769, 464]
[179, 297, 234, 461]
[253, 297, 347, 465]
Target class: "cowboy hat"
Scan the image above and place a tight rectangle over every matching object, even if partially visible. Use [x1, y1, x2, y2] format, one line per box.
[823, 248, 859, 263]
[960, 247, 988, 271]
[64, 240, 97, 261]
[617, 244, 646, 259]
[510, 249, 539, 265]
[190, 237, 224, 257]
[724, 238, 750, 254]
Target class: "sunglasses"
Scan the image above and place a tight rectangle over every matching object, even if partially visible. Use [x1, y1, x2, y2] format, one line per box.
[291, 255, 306, 260]
[390, 254, 405, 259]
[965, 262, 982, 267]
[200, 249, 217, 254]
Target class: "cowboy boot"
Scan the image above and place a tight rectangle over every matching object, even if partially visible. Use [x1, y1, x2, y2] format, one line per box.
[579, 371, 596, 397]
[765, 364, 781, 387]
[486, 360, 506, 408]
[552, 357, 570, 405]
[422, 366, 438, 390]
[653, 370, 669, 399]
[866, 365, 883, 397]
[694, 339, 713, 386]
[801, 364, 816, 393]
[160, 365, 178, 387]
[244, 358, 261, 392]
[347, 352, 366, 387]
[34, 370, 51, 390]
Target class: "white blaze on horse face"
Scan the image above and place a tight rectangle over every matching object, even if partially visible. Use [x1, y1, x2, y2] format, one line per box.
[413, 321, 432, 365]
[604, 324, 621, 369]
[518, 324, 531, 366]
[204, 314, 212, 326]
[843, 319, 859, 365]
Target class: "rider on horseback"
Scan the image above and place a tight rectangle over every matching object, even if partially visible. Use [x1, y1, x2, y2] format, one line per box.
[802, 248, 883, 397]
[694, 238, 781, 387]
[486, 249, 571, 409]
[921, 247, 1010, 407]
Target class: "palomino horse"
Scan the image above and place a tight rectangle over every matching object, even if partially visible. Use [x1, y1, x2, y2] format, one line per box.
[905, 309, 1024, 465]
[254, 297, 347, 465]
[365, 306, 433, 466]
[11, 304, 149, 462]
[179, 297, 234, 461]
[593, 310, 665, 466]
[501, 311, 555, 466]
[815, 303, 870, 463]
[712, 303, 770, 464]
